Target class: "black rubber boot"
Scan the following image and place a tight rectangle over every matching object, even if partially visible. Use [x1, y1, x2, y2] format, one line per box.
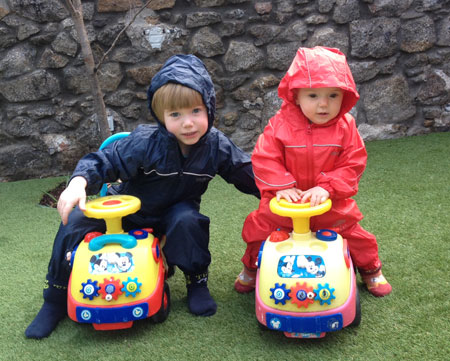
[185, 271, 217, 317]
[25, 281, 67, 339]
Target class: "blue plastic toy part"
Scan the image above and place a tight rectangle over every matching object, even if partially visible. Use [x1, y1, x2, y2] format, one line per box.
[88, 234, 137, 252]
[122, 277, 142, 297]
[70, 244, 79, 267]
[76, 303, 149, 324]
[99, 132, 131, 197]
[316, 229, 338, 241]
[80, 279, 100, 300]
[270, 283, 291, 305]
[314, 283, 336, 305]
[128, 229, 148, 239]
[265, 312, 343, 333]
[257, 241, 266, 268]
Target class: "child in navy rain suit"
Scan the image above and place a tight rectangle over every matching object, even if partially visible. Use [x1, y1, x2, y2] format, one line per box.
[25, 54, 259, 339]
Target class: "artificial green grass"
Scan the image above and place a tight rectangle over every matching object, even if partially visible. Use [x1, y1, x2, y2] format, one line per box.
[0, 132, 448, 361]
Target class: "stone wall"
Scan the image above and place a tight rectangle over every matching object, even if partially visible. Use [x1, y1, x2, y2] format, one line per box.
[0, 0, 449, 181]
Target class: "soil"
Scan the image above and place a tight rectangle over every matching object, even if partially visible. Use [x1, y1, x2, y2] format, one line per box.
[39, 182, 66, 208]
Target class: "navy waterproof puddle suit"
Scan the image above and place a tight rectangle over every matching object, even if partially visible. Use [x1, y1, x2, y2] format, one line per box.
[45, 54, 260, 302]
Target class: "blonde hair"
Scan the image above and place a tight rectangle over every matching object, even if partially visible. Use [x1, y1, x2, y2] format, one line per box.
[151, 83, 204, 124]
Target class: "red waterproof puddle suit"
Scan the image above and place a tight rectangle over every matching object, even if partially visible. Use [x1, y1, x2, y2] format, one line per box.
[241, 47, 382, 273]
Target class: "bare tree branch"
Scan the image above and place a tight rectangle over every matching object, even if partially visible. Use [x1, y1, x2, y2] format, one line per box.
[64, 0, 111, 141]
[97, 0, 155, 70]
[63, 0, 155, 142]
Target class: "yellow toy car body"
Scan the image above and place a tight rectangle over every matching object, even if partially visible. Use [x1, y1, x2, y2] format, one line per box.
[67, 195, 169, 330]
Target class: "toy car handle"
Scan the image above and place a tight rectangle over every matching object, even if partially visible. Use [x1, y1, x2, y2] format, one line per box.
[269, 198, 332, 235]
[88, 234, 137, 252]
[84, 195, 141, 234]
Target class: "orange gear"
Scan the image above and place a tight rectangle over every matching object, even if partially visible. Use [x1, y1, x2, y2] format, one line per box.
[289, 282, 315, 308]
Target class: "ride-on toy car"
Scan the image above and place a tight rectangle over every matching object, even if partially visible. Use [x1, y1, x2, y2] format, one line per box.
[255, 198, 361, 338]
[67, 195, 170, 330]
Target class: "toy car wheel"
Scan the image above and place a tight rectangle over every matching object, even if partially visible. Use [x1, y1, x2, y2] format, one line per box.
[350, 287, 361, 327]
[151, 282, 171, 323]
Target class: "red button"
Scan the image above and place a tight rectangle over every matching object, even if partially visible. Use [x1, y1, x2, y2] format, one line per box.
[322, 231, 332, 237]
[102, 200, 122, 206]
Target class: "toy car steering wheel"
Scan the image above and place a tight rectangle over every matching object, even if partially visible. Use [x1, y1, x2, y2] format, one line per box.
[269, 198, 332, 236]
[84, 195, 141, 234]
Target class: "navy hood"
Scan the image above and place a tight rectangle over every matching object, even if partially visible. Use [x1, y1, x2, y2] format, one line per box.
[147, 54, 216, 131]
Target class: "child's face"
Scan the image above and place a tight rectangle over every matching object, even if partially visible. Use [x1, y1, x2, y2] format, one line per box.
[164, 104, 209, 155]
[295, 87, 344, 125]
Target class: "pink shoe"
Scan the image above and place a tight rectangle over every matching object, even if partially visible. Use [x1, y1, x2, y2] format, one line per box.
[234, 266, 257, 293]
[361, 269, 392, 297]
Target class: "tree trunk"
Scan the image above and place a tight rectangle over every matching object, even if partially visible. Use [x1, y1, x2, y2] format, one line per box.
[64, 0, 111, 142]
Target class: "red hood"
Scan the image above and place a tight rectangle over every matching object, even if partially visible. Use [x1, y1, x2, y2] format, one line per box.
[278, 47, 359, 125]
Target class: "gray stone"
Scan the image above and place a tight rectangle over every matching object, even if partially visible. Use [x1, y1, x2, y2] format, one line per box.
[120, 103, 143, 119]
[266, 42, 300, 70]
[436, 16, 450, 46]
[305, 14, 328, 25]
[0, 44, 36, 78]
[0, 143, 51, 181]
[194, 0, 226, 6]
[333, 0, 359, 24]
[0, 24, 17, 49]
[357, 123, 403, 141]
[105, 89, 136, 107]
[306, 27, 349, 55]
[97, 62, 123, 92]
[17, 21, 40, 41]
[186, 12, 222, 28]
[97, 23, 128, 47]
[255, 2, 272, 15]
[230, 125, 260, 152]
[223, 41, 264, 72]
[9, 0, 69, 22]
[29, 22, 59, 45]
[349, 61, 379, 83]
[27, 104, 56, 119]
[217, 74, 250, 91]
[51, 32, 78, 57]
[218, 20, 245, 37]
[189, 27, 225, 57]
[278, 20, 307, 42]
[416, 69, 450, 105]
[3, 116, 35, 137]
[38, 47, 69, 68]
[400, 16, 436, 53]
[318, 0, 336, 13]
[63, 66, 91, 94]
[361, 75, 416, 124]
[110, 47, 151, 63]
[126, 64, 162, 86]
[248, 24, 282, 46]
[350, 18, 400, 58]
[0, 70, 60, 102]
[262, 89, 282, 128]
[368, 0, 414, 16]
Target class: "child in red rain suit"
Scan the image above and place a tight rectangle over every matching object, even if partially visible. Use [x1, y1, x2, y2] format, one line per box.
[235, 46, 392, 297]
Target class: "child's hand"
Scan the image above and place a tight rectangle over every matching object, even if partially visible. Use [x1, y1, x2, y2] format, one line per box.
[300, 186, 330, 207]
[276, 187, 303, 202]
[57, 176, 87, 225]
